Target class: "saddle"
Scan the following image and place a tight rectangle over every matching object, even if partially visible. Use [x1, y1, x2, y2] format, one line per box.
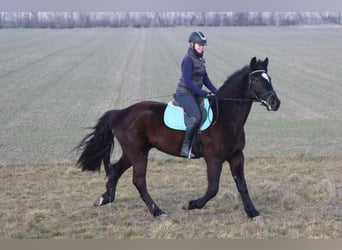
[163, 98, 213, 131]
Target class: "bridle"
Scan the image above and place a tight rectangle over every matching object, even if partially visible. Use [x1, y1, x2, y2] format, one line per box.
[208, 69, 276, 124]
[248, 69, 276, 110]
[212, 69, 275, 103]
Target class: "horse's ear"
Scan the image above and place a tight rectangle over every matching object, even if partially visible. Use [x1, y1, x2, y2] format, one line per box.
[250, 57, 257, 68]
[263, 57, 269, 67]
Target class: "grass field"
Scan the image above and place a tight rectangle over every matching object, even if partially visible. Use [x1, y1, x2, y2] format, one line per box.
[0, 157, 340, 239]
[0, 27, 341, 238]
[0, 27, 342, 164]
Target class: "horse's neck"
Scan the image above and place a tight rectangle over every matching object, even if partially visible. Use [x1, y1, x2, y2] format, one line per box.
[217, 73, 252, 126]
[223, 72, 249, 99]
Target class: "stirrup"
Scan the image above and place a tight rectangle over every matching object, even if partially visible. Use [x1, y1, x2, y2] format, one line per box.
[180, 148, 194, 159]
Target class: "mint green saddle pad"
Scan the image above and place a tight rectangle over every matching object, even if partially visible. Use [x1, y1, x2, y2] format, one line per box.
[163, 98, 213, 131]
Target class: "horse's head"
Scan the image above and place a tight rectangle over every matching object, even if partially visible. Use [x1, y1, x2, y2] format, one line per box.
[248, 57, 280, 111]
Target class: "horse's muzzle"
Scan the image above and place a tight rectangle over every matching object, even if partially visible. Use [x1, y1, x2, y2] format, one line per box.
[262, 92, 280, 111]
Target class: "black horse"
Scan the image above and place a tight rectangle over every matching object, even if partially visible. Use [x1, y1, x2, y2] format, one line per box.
[75, 57, 280, 218]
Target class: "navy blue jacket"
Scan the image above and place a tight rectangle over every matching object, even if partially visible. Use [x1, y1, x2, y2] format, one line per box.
[176, 48, 217, 97]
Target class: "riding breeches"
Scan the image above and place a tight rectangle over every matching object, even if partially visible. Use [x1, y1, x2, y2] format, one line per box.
[174, 93, 202, 127]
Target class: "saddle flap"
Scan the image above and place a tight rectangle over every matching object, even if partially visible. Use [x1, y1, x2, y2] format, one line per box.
[163, 98, 213, 131]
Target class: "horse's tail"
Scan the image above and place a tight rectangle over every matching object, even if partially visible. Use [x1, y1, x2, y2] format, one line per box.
[75, 110, 119, 176]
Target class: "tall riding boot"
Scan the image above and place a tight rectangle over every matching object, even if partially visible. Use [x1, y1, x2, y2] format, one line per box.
[180, 125, 196, 158]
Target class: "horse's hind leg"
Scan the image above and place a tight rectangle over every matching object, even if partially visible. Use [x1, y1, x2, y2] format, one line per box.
[94, 155, 132, 206]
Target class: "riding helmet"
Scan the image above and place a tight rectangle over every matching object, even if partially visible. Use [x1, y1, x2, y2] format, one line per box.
[188, 31, 207, 46]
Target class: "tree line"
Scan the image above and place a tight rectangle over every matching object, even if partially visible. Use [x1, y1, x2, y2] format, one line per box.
[0, 12, 341, 29]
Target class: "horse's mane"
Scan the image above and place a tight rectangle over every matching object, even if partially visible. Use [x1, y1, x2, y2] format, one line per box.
[217, 65, 250, 95]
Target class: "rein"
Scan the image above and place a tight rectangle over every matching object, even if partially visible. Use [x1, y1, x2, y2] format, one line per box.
[208, 95, 261, 126]
[214, 96, 262, 103]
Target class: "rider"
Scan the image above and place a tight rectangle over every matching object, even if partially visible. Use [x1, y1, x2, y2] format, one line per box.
[175, 31, 217, 158]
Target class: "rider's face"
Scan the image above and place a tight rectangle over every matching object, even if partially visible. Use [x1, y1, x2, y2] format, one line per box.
[193, 43, 204, 54]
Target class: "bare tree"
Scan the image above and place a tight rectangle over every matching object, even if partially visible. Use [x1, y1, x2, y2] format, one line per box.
[232, 12, 249, 26]
[0, 11, 341, 28]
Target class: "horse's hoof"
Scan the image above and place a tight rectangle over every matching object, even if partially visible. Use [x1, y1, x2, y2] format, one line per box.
[153, 209, 167, 217]
[253, 215, 265, 224]
[156, 213, 168, 219]
[93, 197, 104, 206]
[182, 203, 189, 210]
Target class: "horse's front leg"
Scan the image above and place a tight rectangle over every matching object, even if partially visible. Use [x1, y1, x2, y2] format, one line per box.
[228, 152, 259, 218]
[184, 158, 223, 210]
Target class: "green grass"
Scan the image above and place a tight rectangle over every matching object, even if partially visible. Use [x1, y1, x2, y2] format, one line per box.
[0, 27, 341, 165]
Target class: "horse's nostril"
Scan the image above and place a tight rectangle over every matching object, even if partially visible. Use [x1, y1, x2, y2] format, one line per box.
[273, 100, 280, 111]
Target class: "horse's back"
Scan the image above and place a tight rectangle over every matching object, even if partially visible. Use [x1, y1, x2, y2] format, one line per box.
[124, 101, 166, 116]
[112, 101, 167, 131]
